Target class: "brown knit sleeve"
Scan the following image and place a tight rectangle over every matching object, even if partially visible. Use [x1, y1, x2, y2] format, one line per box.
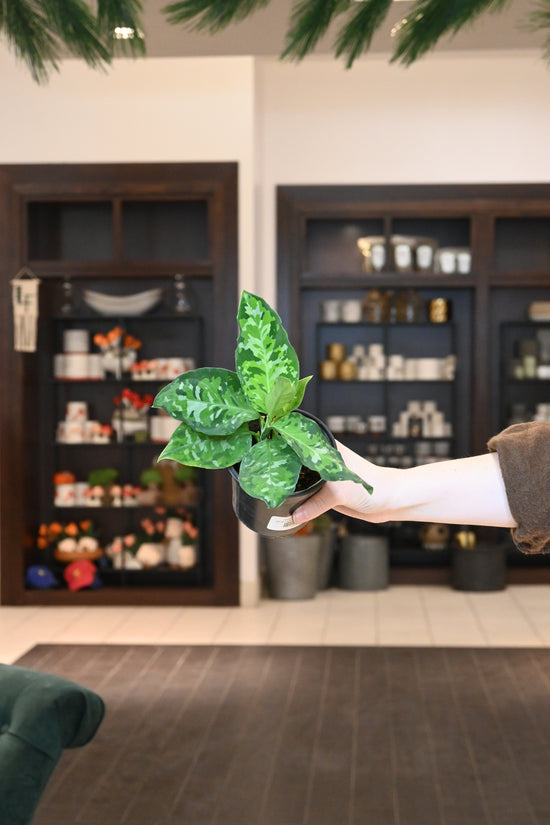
[487, 421, 550, 554]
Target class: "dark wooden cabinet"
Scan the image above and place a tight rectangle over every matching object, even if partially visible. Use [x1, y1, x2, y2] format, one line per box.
[277, 183, 550, 583]
[0, 163, 240, 605]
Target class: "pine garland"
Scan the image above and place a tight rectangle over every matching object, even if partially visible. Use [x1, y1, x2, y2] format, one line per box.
[280, 0, 350, 61]
[164, 0, 550, 70]
[391, 0, 510, 66]
[334, 0, 394, 68]
[1, 0, 145, 83]
[4, 0, 550, 83]
[163, 0, 271, 32]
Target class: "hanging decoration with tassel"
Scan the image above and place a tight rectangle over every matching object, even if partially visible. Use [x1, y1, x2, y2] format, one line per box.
[11, 267, 41, 353]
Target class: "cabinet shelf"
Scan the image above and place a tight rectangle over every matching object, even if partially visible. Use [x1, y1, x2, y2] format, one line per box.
[52, 312, 203, 323]
[319, 379, 454, 385]
[54, 441, 171, 448]
[337, 433, 454, 442]
[0, 161, 239, 606]
[53, 504, 198, 512]
[28, 261, 214, 279]
[302, 273, 475, 289]
[489, 272, 550, 286]
[53, 378, 176, 386]
[317, 321, 454, 329]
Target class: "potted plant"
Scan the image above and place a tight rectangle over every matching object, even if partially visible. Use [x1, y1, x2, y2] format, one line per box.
[86, 467, 119, 506]
[153, 291, 373, 536]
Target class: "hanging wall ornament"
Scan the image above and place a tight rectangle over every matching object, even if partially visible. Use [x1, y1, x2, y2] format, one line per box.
[11, 267, 41, 352]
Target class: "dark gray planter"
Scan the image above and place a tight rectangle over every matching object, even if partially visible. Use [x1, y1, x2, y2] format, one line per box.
[339, 535, 389, 591]
[229, 411, 335, 538]
[451, 543, 507, 591]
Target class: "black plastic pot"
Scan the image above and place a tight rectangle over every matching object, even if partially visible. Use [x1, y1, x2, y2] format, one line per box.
[228, 411, 335, 538]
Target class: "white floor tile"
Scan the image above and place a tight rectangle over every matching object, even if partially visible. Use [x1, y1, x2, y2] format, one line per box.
[467, 591, 544, 647]
[2, 585, 550, 654]
[158, 608, 231, 644]
[214, 604, 280, 644]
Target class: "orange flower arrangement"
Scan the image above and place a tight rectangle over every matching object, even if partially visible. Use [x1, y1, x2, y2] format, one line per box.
[93, 327, 141, 354]
[37, 520, 101, 561]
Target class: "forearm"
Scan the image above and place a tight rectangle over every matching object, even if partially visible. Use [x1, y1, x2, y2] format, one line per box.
[383, 453, 516, 527]
[292, 443, 517, 528]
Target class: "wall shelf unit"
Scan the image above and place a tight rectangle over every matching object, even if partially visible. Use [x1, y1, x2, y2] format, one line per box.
[0, 162, 239, 606]
[277, 183, 550, 584]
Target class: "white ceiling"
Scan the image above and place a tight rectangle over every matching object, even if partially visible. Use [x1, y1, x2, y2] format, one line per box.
[139, 0, 542, 59]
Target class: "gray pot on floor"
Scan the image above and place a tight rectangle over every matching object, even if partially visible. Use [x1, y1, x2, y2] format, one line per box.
[339, 535, 389, 591]
[264, 535, 320, 600]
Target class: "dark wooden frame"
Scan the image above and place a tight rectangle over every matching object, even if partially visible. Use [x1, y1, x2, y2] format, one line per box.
[277, 183, 550, 584]
[0, 163, 240, 605]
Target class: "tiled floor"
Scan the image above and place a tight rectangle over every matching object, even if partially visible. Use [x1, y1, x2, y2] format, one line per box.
[2, 584, 550, 664]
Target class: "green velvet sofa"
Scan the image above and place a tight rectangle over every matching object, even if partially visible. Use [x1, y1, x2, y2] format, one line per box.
[0, 663, 105, 825]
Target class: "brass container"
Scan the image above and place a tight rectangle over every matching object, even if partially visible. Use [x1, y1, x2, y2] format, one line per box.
[319, 360, 338, 380]
[338, 360, 357, 381]
[326, 342, 346, 362]
[429, 298, 450, 323]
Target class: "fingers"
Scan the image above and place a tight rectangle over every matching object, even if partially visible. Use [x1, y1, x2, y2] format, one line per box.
[291, 484, 338, 525]
[291, 480, 363, 525]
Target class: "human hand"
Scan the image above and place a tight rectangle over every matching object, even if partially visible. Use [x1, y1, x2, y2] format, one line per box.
[292, 441, 389, 526]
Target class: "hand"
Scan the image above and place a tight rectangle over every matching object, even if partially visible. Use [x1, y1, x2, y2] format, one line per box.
[292, 442, 389, 525]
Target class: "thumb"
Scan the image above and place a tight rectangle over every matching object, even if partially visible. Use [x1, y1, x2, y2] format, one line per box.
[291, 483, 341, 525]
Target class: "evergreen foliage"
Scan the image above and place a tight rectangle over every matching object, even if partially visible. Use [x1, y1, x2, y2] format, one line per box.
[4, 0, 550, 82]
[164, 0, 550, 69]
[163, 0, 271, 31]
[2, 0, 145, 83]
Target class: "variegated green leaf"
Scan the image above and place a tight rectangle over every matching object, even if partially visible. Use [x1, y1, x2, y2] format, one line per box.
[293, 376, 312, 411]
[153, 367, 257, 436]
[237, 435, 302, 508]
[274, 412, 374, 493]
[236, 290, 299, 413]
[266, 376, 298, 421]
[158, 420, 252, 469]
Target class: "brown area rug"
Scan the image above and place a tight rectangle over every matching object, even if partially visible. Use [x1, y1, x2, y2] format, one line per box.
[15, 644, 550, 825]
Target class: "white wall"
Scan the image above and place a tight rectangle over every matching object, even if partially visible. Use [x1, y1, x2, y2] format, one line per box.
[2, 44, 550, 604]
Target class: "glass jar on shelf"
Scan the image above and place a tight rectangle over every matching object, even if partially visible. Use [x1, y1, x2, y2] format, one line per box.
[362, 288, 390, 323]
[390, 289, 424, 323]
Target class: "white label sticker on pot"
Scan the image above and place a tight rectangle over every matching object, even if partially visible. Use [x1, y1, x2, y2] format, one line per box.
[267, 515, 295, 531]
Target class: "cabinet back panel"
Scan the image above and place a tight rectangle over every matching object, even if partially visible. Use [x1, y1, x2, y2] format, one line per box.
[122, 201, 209, 262]
[495, 218, 550, 272]
[392, 217, 470, 248]
[28, 202, 114, 261]
[306, 219, 384, 275]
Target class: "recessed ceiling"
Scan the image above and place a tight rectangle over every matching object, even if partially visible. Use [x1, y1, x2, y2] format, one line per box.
[139, 0, 542, 60]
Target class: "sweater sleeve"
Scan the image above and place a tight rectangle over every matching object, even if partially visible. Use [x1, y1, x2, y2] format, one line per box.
[487, 421, 550, 554]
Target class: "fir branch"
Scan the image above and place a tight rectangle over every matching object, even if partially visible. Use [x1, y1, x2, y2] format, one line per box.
[281, 0, 349, 61]
[334, 0, 393, 68]
[163, 0, 270, 33]
[41, 0, 111, 66]
[391, 0, 510, 66]
[528, 0, 550, 62]
[0, 0, 145, 82]
[3, 0, 59, 82]
[97, 0, 146, 57]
